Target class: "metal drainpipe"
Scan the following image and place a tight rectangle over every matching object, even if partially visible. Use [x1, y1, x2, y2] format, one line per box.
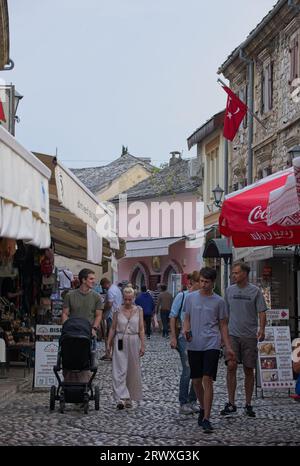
[239, 49, 254, 185]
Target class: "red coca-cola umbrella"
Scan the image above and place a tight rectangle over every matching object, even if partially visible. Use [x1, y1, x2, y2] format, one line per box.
[219, 166, 300, 247]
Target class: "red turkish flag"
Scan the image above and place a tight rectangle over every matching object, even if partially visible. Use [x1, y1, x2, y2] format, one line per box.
[223, 86, 247, 141]
[0, 98, 6, 122]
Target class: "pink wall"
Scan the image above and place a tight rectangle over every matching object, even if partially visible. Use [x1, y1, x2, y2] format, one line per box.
[116, 192, 202, 288]
[118, 239, 201, 288]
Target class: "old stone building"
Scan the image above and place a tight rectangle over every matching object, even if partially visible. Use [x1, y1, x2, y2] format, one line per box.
[218, 0, 300, 188]
[218, 0, 300, 338]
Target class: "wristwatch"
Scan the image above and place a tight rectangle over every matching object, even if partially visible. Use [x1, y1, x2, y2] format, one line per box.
[92, 326, 98, 331]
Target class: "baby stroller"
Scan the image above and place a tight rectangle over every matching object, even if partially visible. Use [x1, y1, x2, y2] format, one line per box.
[49, 317, 99, 414]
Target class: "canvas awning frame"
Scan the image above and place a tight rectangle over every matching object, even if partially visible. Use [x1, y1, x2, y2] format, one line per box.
[34, 153, 116, 263]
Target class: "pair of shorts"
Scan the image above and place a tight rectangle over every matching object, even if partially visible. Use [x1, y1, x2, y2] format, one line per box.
[101, 316, 112, 338]
[188, 349, 220, 381]
[225, 336, 258, 369]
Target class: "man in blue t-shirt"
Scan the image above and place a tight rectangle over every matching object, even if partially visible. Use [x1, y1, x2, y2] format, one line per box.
[183, 267, 235, 433]
[135, 286, 155, 339]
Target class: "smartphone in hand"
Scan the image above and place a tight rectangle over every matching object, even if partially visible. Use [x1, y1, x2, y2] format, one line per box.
[186, 330, 192, 342]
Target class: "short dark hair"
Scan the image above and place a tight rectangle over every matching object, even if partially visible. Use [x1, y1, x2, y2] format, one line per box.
[100, 277, 110, 287]
[78, 268, 95, 284]
[188, 270, 200, 283]
[160, 284, 167, 291]
[232, 261, 250, 275]
[141, 285, 147, 292]
[199, 267, 217, 282]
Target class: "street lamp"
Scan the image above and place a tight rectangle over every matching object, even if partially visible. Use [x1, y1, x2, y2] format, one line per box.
[212, 184, 224, 208]
[13, 90, 23, 124]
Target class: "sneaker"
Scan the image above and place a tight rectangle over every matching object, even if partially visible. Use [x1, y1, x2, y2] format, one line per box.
[189, 402, 200, 413]
[202, 418, 214, 433]
[179, 403, 194, 415]
[100, 354, 112, 361]
[244, 404, 256, 417]
[197, 408, 205, 426]
[220, 402, 237, 416]
[124, 399, 132, 408]
[116, 400, 125, 410]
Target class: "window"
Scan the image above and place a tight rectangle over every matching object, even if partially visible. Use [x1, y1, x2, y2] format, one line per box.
[261, 61, 273, 113]
[289, 34, 299, 84]
[263, 166, 272, 177]
[205, 147, 219, 202]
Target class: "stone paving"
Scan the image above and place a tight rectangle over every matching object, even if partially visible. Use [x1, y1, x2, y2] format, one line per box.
[0, 333, 299, 446]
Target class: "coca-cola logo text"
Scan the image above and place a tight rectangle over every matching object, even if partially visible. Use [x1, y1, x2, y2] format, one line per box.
[248, 206, 268, 224]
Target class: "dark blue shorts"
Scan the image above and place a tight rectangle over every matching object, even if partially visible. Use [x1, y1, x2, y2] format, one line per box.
[188, 349, 220, 381]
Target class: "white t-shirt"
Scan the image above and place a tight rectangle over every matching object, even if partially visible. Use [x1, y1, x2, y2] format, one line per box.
[58, 269, 74, 289]
[105, 283, 123, 319]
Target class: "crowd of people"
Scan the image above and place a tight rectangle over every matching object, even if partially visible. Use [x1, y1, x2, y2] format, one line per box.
[60, 263, 300, 433]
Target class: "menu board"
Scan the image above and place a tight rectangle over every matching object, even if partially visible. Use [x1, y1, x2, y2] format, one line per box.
[34, 324, 62, 388]
[258, 326, 294, 389]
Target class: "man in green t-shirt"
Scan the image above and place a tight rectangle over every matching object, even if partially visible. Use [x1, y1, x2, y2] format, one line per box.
[62, 268, 103, 338]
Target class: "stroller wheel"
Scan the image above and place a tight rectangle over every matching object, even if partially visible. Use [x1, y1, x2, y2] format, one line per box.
[83, 400, 89, 414]
[59, 393, 65, 414]
[94, 386, 100, 411]
[50, 385, 56, 411]
[83, 392, 89, 414]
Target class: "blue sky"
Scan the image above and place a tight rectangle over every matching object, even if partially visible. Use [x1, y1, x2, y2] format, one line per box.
[3, 0, 276, 167]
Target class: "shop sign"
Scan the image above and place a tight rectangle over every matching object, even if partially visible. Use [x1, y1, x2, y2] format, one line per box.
[35, 325, 62, 336]
[258, 326, 294, 389]
[266, 309, 289, 322]
[34, 341, 60, 388]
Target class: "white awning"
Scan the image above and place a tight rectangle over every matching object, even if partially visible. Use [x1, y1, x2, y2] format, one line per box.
[0, 126, 51, 248]
[34, 153, 120, 264]
[125, 237, 185, 258]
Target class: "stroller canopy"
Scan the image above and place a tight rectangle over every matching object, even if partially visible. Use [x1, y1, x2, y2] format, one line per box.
[61, 317, 92, 342]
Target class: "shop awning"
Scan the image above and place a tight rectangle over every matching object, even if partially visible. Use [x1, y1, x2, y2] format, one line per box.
[34, 153, 119, 264]
[125, 237, 185, 258]
[0, 126, 51, 248]
[219, 166, 300, 247]
[267, 156, 300, 226]
[203, 238, 232, 261]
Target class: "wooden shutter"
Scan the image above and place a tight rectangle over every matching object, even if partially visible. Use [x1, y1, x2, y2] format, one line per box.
[268, 62, 273, 110]
[260, 70, 265, 114]
[289, 36, 299, 84]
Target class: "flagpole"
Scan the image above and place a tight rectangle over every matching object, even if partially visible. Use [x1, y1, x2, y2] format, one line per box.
[217, 78, 267, 131]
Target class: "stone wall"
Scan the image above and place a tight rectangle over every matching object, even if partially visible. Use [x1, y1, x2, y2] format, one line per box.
[221, 9, 300, 187]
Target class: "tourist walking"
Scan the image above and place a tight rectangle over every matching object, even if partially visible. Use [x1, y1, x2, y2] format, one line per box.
[183, 267, 235, 433]
[220, 261, 267, 418]
[107, 287, 145, 409]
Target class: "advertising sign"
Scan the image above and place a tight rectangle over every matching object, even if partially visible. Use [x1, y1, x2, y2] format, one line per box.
[34, 341, 60, 388]
[266, 309, 289, 322]
[35, 325, 62, 336]
[258, 326, 294, 389]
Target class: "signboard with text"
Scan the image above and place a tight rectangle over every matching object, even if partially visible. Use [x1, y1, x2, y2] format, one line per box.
[34, 341, 60, 388]
[258, 326, 294, 389]
[266, 309, 289, 322]
[34, 324, 62, 388]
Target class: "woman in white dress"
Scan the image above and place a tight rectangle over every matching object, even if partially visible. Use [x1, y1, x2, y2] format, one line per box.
[107, 287, 145, 409]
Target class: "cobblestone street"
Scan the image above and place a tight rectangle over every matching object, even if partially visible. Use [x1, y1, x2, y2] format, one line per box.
[0, 333, 299, 447]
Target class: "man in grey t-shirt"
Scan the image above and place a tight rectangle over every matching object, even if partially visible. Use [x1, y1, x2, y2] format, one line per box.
[183, 267, 235, 433]
[221, 261, 267, 418]
[62, 268, 103, 335]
